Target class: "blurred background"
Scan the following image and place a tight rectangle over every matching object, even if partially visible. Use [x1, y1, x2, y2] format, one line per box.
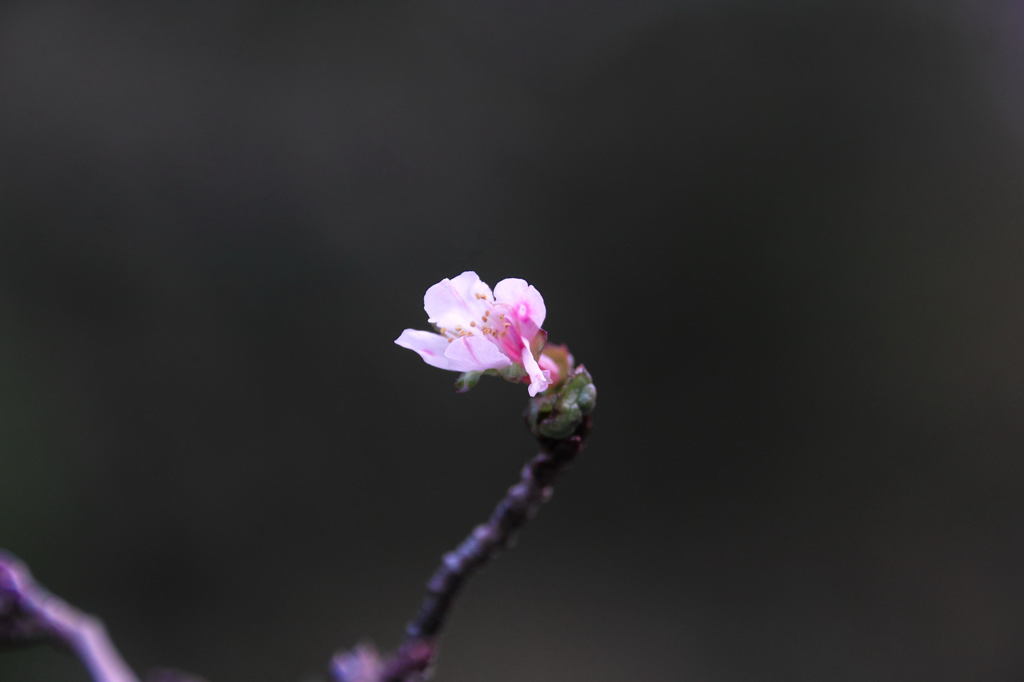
[1, 1, 1023, 680]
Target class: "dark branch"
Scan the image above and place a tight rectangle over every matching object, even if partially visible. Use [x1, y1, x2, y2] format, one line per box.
[333, 366, 596, 682]
[405, 423, 590, 642]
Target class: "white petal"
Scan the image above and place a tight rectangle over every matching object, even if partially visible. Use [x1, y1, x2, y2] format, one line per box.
[395, 329, 456, 371]
[423, 271, 494, 330]
[449, 271, 494, 302]
[444, 335, 513, 372]
[494, 278, 546, 328]
[521, 343, 552, 396]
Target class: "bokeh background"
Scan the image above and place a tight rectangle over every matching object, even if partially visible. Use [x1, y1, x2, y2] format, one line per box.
[2, 1, 1023, 680]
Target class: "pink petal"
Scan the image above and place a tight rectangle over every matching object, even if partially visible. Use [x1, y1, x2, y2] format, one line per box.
[423, 271, 494, 331]
[395, 329, 456, 370]
[493, 278, 546, 329]
[444, 335, 513, 372]
[521, 343, 552, 397]
[538, 352, 562, 385]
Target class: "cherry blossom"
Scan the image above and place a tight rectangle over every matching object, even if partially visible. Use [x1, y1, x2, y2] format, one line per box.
[395, 271, 553, 396]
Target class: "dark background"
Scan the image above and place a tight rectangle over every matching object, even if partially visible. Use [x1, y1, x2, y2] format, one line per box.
[2, 1, 1023, 680]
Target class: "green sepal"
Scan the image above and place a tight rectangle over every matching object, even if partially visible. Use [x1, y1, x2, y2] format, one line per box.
[498, 364, 527, 383]
[456, 362, 534, 391]
[454, 371, 485, 393]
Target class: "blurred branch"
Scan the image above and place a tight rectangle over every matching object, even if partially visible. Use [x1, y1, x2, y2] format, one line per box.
[0, 551, 139, 682]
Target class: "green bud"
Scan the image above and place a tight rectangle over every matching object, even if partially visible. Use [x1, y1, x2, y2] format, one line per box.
[576, 383, 597, 415]
[524, 365, 596, 440]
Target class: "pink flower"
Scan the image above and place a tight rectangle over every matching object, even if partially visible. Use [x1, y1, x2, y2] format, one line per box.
[395, 271, 552, 396]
